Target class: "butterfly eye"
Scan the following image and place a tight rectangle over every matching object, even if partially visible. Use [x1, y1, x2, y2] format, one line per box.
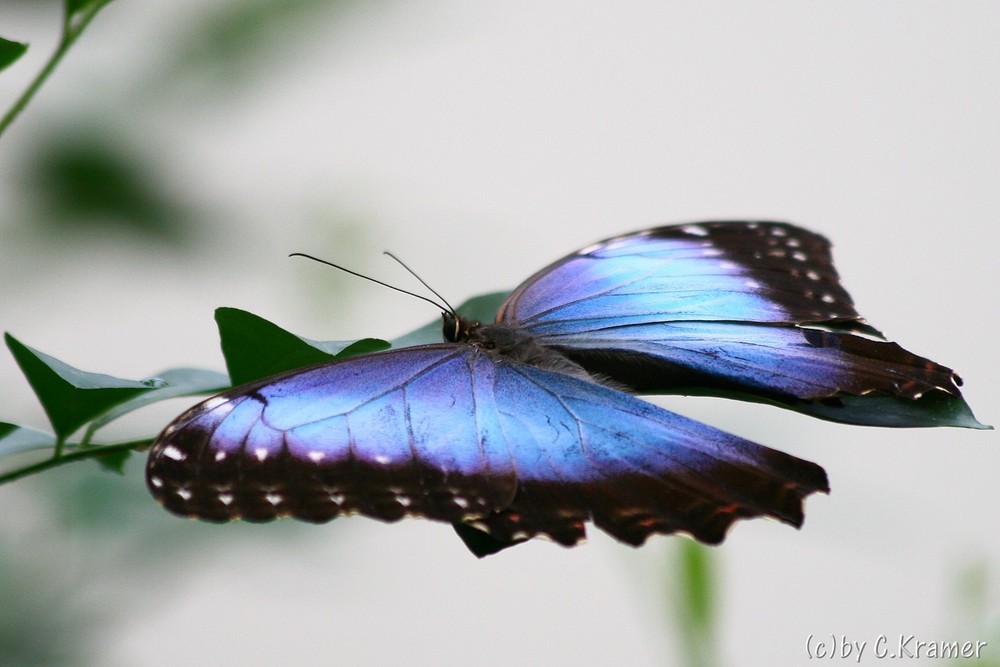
[441, 313, 461, 342]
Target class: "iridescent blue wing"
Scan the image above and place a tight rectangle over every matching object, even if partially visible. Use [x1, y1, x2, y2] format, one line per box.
[147, 345, 828, 556]
[498, 221, 985, 428]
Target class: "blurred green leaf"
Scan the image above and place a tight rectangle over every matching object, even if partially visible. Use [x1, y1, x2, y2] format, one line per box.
[64, 0, 115, 21]
[216, 307, 390, 386]
[167, 0, 368, 89]
[5, 333, 151, 441]
[0, 37, 28, 72]
[22, 130, 192, 243]
[673, 540, 718, 667]
[65, 0, 96, 15]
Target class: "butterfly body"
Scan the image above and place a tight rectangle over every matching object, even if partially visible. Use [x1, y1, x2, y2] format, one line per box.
[147, 221, 984, 556]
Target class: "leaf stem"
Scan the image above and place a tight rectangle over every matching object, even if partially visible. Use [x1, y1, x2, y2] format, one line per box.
[0, 0, 113, 138]
[0, 438, 150, 486]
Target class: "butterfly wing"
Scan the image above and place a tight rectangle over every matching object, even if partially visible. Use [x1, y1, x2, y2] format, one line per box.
[147, 345, 828, 555]
[498, 221, 984, 428]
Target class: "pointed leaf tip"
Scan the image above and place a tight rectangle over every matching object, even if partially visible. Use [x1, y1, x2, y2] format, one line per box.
[5, 333, 151, 440]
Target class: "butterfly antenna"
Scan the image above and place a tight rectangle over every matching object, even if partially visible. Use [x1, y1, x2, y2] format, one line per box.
[289, 252, 449, 313]
[382, 251, 457, 316]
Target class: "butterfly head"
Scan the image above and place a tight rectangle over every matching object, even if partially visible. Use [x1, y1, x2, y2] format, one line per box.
[442, 312, 481, 343]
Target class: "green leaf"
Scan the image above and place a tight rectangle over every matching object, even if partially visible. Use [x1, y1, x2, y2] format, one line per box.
[392, 291, 509, 348]
[5, 334, 151, 441]
[798, 391, 991, 430]
[95, 447, 131, 474]
[0, 37, 28, 73]
[88, 367, 231, 431]
[216, 294, 507, 387]
[666, 385, 991, 430]
[0, 423, 57, 458]
[215, 308, 390, 386]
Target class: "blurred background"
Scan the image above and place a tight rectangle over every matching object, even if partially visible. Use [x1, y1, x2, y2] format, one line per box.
[1, 2, 998, 665]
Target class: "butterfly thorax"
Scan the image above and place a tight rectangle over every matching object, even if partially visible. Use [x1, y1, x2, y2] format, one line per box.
[442, 313, 599, 383]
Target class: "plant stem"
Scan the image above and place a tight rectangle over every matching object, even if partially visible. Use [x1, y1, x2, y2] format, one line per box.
[0, 438, 150, 486]
[0, 1, 112, 138]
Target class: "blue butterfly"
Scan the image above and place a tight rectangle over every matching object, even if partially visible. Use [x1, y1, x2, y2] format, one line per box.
[147, 221, 986, 556]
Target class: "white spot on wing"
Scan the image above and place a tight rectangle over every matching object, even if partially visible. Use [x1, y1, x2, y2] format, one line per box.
[307, 450, 325, 462]
[214, 451, 227, 462]
[163, 445, 186, 462]
[176, 488, 193, 501]
[266, 493, 283, 505]
[149, 476, 163, 488]
[255, 448, 269, 462]
[374, 454, 391, 465]
[680, 224, 708, 236]
[218, 493, 234, 505]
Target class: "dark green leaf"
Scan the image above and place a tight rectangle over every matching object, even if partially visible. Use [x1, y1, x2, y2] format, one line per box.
[666, 385, 990, 430]
[95, 447, 131, 474]
[216, 308, 390, 386]
[216, 295, 507, 387]
[5, 333, 151, 440]
[798, 391, 991, 430]
[0, 37, 28, 73]
[334, 338, 394, 359]
[0, 423, 57, 458]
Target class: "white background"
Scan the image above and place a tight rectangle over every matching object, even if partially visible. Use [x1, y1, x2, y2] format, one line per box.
[1, 2, 998, 665]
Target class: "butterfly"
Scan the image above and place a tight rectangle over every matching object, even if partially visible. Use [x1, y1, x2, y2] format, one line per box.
[146, 221, 986, 557]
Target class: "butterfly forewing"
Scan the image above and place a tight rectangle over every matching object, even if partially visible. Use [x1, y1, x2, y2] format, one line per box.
[499, 221, 979, 427]
[499, 221, 862, 329]
[147, 345, 828, 551]
[148, 347, 520, 526]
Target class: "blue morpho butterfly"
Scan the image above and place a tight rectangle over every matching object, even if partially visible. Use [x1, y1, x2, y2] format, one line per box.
[146, 221, 987, 557]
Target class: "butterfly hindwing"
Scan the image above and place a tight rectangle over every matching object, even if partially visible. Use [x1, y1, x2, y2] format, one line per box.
[147, 345, 828, 552]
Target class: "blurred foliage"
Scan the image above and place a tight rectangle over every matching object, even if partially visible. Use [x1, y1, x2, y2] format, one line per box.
[162, 0, 375, 92]
[18, 128, 194, 245]
[950, 558, 1000, 666]
[672, 540, 719, 667]
[0, 540, 95, 666]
